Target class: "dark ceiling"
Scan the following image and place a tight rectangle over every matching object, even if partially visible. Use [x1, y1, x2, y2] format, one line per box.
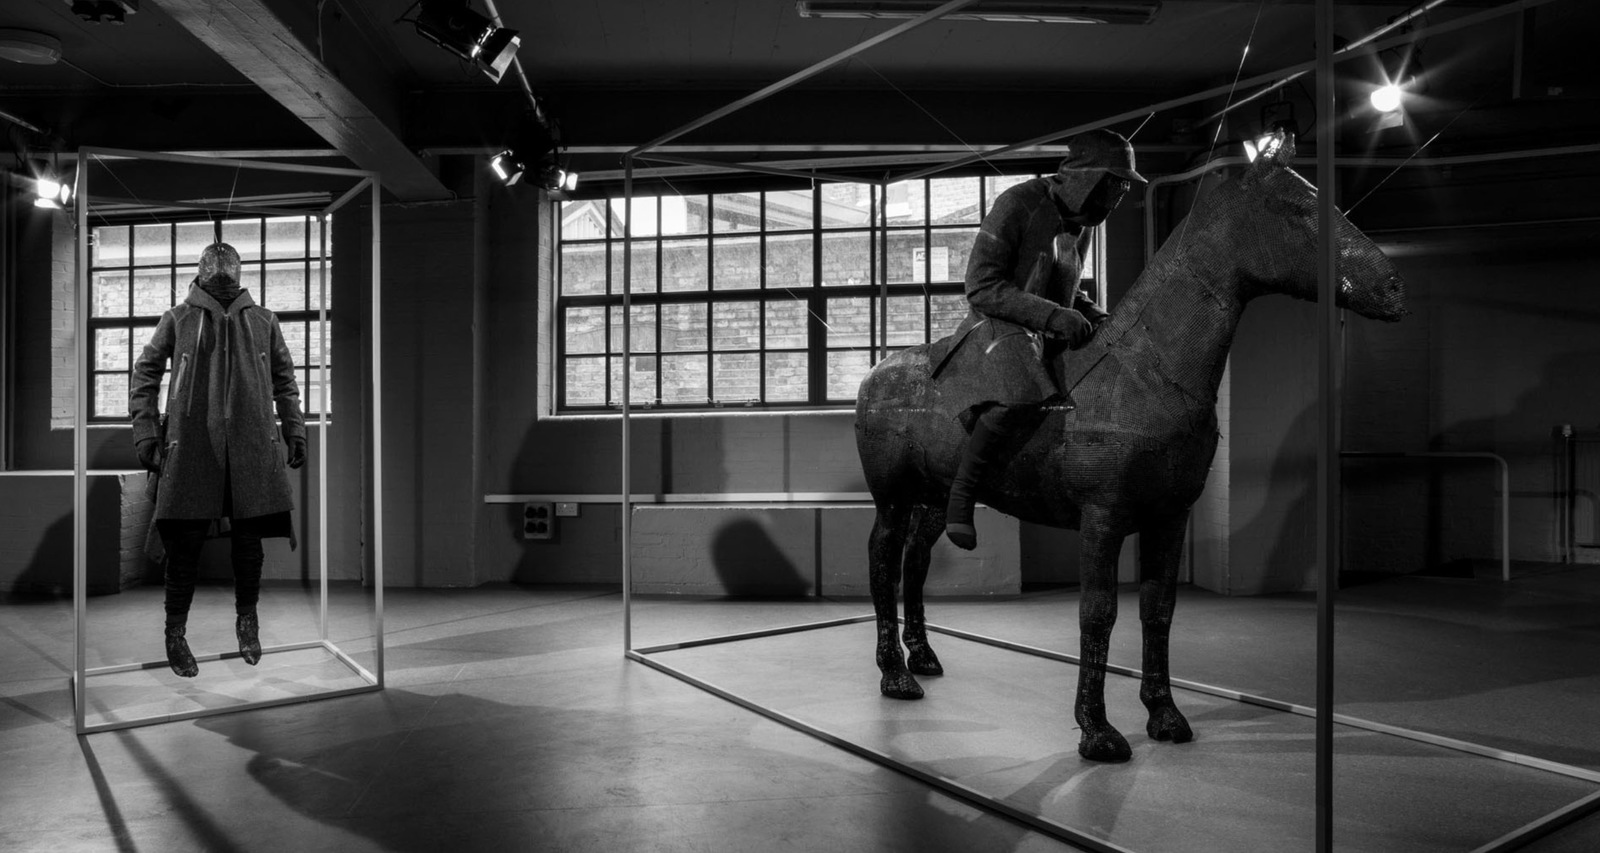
[2, 0, 1596, 200]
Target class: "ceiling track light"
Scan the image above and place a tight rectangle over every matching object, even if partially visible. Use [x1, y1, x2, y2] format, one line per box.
[795, 0, 1161, 25]
[411, 0, 521, 83]
[27, 158, 73, 210]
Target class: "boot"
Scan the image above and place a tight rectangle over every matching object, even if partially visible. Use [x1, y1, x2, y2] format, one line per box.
[165, 623, 199, 678]
[236, 610, 261, 666]
[946, 406, 1014, 550]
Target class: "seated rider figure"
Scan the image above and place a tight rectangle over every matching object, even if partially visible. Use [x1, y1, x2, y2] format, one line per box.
[944, 128, 1145, 550]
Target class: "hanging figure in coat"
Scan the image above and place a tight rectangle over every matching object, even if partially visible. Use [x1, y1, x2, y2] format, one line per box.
[943, 129, 1145, 550]
[130, 242, 307, 677]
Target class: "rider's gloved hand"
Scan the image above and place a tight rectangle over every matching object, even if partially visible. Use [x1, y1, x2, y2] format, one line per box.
[1045, 308, 1094, 349]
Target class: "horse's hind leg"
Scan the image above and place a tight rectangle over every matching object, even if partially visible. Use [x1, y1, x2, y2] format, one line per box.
[1076, 506, 1133, 762]
[870, 501, 922, 699]
[902, 504, 945, 677]
[1139, 511, 1193, 744]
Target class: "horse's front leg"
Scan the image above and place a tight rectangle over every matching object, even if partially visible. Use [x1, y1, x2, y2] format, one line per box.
[870, 502, 922, 699]
[1076, 506, 1132, 762]
[1139, 510, 1193, 744]
[901, 504, 945, 677]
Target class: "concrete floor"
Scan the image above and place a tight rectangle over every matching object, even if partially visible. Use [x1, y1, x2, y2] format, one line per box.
[3, 570, 1599, 852]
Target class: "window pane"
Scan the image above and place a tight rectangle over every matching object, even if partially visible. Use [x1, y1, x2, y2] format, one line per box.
[885, 180, 925, 226]
[766, 233, 812, 290]
[661, 303, 707, 352]
[661, 196, 708, 236]
[265, 216, 307, 260]
[660, 237, 708, 292]
[712, 301, 760, 351]
[95, 327, 130, 371]
[92, 271, 128, 318]
[820, 183, 873, 228]
[931, 294, 969, 338]
[765, 299, 809, 349]
[174, 221, 213, 265]
[610, 355, 658, 405]
[930, 227, 977, 283]
[827, 351, 872, 400]
[565, 357, 607, 406]
[134, 223, 173, 266]
[612, 240, 657, 294]
[930, 177, 982, 225]
[566, 306, 607, 354]
[561, 199, 611, 240]
[94, 374, 129, 419]
[238, 262, 262, 300]
[308, 259, 333, 311]
[886, 231, 926, 284]
[93, 226, 129, 267]
[307, 321, 329, 368]
[611, 197, 660, 238]
[765, 353, 808, 402]
[661, 355, 708, 404]
[609, 304, 656, 353]
[223, 219, 262, 260]
[985, 175, 1036, 214]
[303, 366, 331, 415]
[264, 261, 308, 312]
[827, 297, 871, 348]
[560, 243, 607, 296]
[820, 232, 870, 287]
[886, 296, 926, 346]
[712, 353, 760, 403]
[712, 192, 761, 233]
[280, 319, 308, 367]
[766, 189, 814, 230]
[131, 269, 170, 316]
[713, 236, 760, 290]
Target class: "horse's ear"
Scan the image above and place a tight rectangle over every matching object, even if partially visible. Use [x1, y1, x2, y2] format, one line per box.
[1248, 129, 1296, 169]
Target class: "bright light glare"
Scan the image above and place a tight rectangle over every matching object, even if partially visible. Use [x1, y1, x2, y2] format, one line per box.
[1370, 84, 1404, 113]
[36, 176, 61, 200]
[1243, 134, 1280, 163]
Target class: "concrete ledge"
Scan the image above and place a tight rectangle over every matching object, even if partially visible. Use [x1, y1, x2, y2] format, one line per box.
[632, 505, 1020, 597]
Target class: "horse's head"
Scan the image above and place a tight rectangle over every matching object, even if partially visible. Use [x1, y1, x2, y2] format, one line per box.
[1220, 132, 1406, 322]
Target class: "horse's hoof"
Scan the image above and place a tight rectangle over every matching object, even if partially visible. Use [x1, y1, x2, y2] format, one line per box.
[906, 645, 944, 677]
[1078, 725, 1132, 762]
[880, 671, 925, 700]
[945, 523, 976, 551]
[1146, 703, 1193, 743]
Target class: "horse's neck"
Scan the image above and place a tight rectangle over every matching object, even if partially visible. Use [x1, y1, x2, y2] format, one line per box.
[1087, 242, 1245, 407]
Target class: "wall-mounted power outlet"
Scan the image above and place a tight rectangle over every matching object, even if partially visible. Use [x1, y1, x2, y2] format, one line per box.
[555, 502, 579, 517]
[522, 502, 554, 539]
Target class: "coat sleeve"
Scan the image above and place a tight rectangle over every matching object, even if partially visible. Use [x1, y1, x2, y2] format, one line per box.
[130, 312, 175, 446]
[268, 314, 307, 440]
[964, 189, 1072, 333]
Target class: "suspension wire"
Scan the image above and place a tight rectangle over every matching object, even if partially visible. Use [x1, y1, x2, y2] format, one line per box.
[1344, 93, 1484, 217]
[859, 59, 1005, 179]
[1125, 111, 1156, 142]
[1172, 0, 1268, 247]
[89, 153, 166, 227]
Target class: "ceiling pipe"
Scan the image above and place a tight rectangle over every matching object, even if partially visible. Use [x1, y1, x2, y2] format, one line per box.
[479, 0, 550, 132]
[1194, 0, 1457, 130]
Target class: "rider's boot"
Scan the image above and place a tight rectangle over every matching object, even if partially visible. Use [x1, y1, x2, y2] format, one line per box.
[946, 405, 1013, 550]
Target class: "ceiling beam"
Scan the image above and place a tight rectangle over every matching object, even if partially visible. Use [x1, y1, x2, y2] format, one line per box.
[151, 0, 449, 201]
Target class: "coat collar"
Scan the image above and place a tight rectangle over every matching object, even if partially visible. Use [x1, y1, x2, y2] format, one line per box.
[183, 282, 258, 317]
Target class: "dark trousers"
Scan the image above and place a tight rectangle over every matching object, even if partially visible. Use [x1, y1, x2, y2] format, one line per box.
[159, 520, 264, 627]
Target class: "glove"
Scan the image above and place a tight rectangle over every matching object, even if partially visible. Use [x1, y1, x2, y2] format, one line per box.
[286, 435, 307, 469]
[1045, 308, 1094, 349]
[136, 438, 162, 473]
[1077, 300, 1110, 327]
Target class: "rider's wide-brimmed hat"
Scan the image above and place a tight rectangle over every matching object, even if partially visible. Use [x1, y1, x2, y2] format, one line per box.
[1057, 128, 1146, 184]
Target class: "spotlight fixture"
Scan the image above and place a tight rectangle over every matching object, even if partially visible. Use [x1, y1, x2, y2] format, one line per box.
[1369, 83, 1404, 114]
[28, 159, 72, 209]
[795, 0, 1161, 25]
[488, 148, 527, 186]
[411, 0, 520, 83]
[489, 145, 578, 193]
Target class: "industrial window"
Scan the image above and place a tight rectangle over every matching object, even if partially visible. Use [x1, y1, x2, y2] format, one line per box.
[554, 174, 1101, 412]
[87, 215, 332, 422]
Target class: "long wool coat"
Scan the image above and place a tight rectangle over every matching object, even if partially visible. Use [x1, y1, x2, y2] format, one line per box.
[130, 285, 305, 523]
[929, 174, 1100, 404]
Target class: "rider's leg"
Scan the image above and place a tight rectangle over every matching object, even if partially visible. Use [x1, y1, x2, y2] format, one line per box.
[945, 403, 1014, 550]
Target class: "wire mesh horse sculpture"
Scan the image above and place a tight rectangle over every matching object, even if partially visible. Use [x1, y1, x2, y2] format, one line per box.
[854, 137, 1406, 762]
